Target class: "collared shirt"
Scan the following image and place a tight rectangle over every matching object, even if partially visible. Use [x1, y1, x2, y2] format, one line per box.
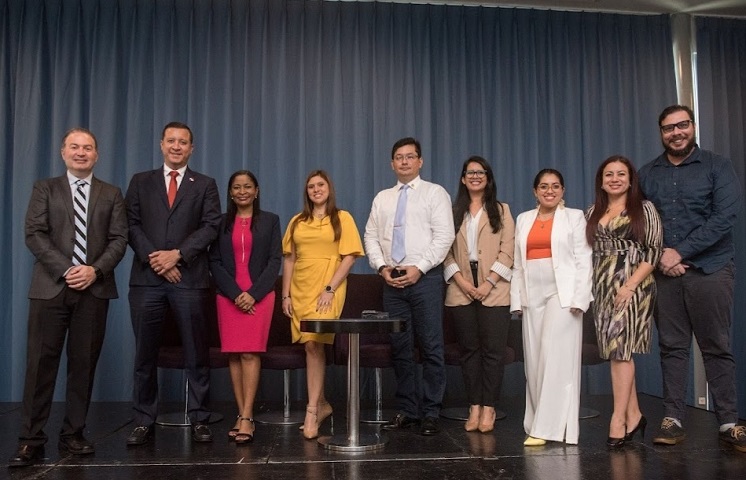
[364, 175, 455, 274]
[67, 171, 93, 209]
[466, 208, 483, 262]
[639, 145, 742, 274]
[163, 165, 187, 190]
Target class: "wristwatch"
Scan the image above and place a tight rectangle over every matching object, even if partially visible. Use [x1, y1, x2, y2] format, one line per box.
[325, 285, 335, 293]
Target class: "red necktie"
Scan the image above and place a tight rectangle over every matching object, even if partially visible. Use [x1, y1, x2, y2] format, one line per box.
[167, 171, 179, 207]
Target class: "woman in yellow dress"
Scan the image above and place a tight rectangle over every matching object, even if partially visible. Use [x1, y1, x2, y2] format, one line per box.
[281, 170, 364, 439]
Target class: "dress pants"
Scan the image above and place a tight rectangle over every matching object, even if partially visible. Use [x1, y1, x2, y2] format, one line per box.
[654, 262, 738, 425]
[129, 284, 211, 426]
[448, 303, 510, 407]
[384, 267, 446, 420]
[20, 288, 109, 446]
[522, 258, 582, 444]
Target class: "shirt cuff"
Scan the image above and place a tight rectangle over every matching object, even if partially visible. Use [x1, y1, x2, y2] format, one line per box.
[443, 263, 460, 283]
[491, 261, 512, 281]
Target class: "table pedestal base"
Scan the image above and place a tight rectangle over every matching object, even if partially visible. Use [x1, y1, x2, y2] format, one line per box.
[318, 433, 388, 452]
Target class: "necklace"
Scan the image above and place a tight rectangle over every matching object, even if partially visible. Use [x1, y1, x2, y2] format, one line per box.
[313, 212, 326, 219]
[536, 210, 555, 229]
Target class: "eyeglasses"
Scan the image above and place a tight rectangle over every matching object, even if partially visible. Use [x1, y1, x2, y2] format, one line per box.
[393, 154, 419, 162]
[537, 183, 563, 192]
[660, 120, 693, 134]
[464, 170, 487, 178]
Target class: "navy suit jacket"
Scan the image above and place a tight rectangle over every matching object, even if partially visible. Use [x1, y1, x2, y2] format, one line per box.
[125, 167, 221, 289]
[25, 175, 128, 300]
[209, 211, 282, 303]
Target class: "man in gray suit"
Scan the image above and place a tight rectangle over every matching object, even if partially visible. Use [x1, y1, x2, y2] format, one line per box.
[8, 128, 128, 467]
[125, 122, 221, 445]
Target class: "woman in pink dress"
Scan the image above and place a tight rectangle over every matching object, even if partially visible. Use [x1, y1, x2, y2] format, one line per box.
[209, 170, 282, 444]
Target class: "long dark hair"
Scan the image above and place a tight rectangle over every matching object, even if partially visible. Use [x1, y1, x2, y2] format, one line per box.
[453, 156, 503, 233]
[289, 170, 342, 241]
[585, 155, 646, 245]
[225, 170, 261, 233]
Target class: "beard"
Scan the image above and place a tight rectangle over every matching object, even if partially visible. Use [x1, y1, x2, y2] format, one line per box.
[663, 135, 696, 158]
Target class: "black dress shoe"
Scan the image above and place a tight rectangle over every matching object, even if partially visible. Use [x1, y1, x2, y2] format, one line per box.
[382, 413, 420, 431]
[420, 417, 440, 436]
[8, 444, 44, 467]
[191, 423, 213, 443]
[59, 433, 95, 455]
[126, 425, 154, 446]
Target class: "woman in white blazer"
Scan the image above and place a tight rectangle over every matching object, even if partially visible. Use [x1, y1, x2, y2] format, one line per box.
[510, 169, 593, 446]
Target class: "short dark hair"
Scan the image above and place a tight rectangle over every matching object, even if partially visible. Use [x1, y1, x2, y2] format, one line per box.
[658, 105, 695, 126]
[61, 127, 97, 150]
[162, 121, 193, 143]
[391, 137, 421, 159]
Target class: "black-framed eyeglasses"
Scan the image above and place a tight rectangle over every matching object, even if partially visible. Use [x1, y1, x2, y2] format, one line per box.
[464, 170, 487, 178]
[660, 120, 693, 134]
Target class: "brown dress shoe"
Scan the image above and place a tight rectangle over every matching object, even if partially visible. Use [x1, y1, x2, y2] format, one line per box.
[59, 433, 95, 455]
[8, 444, 44, 467]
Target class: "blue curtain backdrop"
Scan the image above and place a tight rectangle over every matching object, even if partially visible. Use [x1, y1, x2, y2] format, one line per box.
[696, 16, 746, 419]
[1, 0, 683, 402]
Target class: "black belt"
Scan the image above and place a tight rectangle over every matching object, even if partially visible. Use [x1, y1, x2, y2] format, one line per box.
[469, 261, 478, 270]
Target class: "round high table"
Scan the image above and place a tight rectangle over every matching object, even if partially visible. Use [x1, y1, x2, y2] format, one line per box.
[300, 317, 405, 453]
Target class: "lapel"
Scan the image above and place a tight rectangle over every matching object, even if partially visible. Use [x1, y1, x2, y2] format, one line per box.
[519, 209, 539, 260]
[551, 208, 569, 255]
[87, 177, 101, 223]
[457, 206, 490, 244]
[170, 167, 194, 211]
[58, 176, 76, 225]
[152, 167, 192, 210]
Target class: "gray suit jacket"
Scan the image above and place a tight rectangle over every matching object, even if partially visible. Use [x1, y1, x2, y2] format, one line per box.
[25, 175, 128, 300]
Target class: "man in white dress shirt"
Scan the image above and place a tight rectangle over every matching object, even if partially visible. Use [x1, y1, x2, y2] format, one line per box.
[364, 137, 454, 436]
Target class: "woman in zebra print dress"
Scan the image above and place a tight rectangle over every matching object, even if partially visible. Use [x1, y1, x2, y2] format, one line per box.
[586, 156, 662, 447]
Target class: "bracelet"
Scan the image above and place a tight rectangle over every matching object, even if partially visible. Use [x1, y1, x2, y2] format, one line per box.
[622, 285, 634, 291]
[282, 295, 291, 300]
[485, 277, 497, 288]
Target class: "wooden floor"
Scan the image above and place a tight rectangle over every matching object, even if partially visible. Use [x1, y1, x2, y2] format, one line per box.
[3, 394, 745, 479]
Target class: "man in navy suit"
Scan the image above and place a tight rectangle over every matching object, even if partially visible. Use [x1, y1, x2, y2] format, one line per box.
[125, 122, 221, 445]
[9, 128, 128, 467]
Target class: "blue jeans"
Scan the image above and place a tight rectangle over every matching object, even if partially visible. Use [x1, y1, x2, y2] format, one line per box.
[384, 267, 445, 419]
[654, 262, 738, 425]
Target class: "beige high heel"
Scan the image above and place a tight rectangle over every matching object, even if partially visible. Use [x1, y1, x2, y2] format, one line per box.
[478, 406, 496, 433]
[318, 401, 333, 426]
[465, 405, 481, 432]
[303, 406, 319, 440]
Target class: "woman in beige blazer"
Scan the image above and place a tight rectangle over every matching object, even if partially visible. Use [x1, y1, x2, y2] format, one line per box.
[510, 168, 593, 446]
[444, 156, 515, 433]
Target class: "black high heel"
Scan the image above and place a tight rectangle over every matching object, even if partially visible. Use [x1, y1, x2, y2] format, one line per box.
[607, 436, 626, 448]
[234, 417, 254, 444]
[624, 415, 647, 442]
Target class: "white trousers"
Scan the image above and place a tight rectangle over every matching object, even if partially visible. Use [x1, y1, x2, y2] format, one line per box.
[522, 258, 583, 444]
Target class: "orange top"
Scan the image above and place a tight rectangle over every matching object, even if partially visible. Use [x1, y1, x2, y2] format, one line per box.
[526, 217, 553, 259]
